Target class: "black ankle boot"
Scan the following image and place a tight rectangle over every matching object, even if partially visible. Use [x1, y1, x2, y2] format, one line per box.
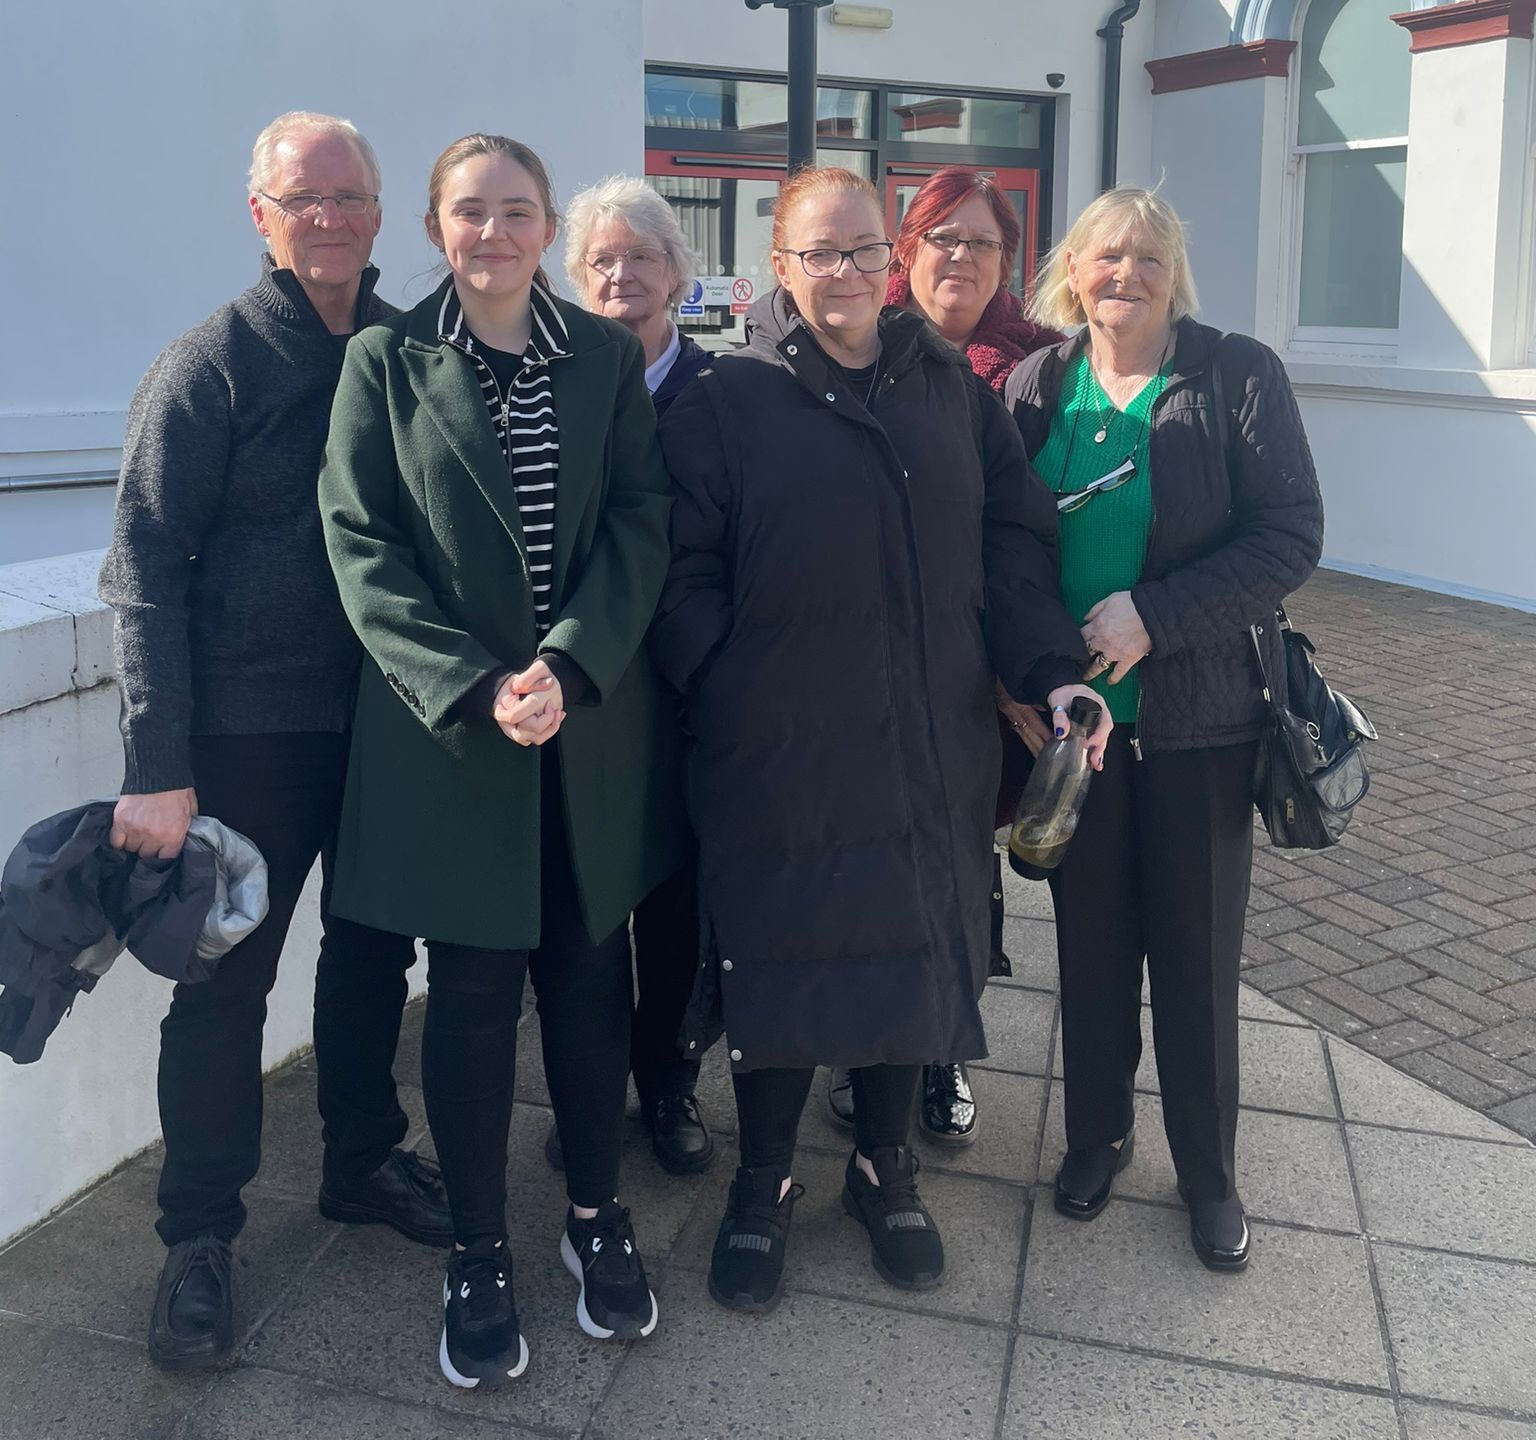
[1053, 1127, 1135, 1221]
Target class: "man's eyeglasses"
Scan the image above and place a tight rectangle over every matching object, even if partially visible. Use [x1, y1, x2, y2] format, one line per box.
[922, 231, 1004, 259]
[1057, 457, 1137, 514]
[778, 241, 894, 277]
[259, 191, 378, 217]
[586, 247, 668, 276]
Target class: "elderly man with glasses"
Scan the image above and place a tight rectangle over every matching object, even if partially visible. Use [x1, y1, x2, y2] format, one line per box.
[99, 110, 449, 1373]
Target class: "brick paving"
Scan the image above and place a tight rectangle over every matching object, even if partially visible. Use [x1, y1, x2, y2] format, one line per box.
[1244, 568, 1536, 1137]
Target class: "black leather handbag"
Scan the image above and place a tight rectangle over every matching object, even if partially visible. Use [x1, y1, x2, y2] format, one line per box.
[1249, 612, 1377, 849]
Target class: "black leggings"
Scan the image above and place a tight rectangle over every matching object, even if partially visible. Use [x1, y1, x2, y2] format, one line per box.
[733, 1064, 920, 1174]
[419, 749, 632, 1244]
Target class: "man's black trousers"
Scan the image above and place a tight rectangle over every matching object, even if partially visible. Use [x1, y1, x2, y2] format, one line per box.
[1046, 731, 1258, 1203]
[155, 733, 417, 1247]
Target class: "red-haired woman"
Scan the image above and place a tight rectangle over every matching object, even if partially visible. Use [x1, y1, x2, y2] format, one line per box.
[826, 168, 1064, 1145]
[653, 166, 1107, 1313]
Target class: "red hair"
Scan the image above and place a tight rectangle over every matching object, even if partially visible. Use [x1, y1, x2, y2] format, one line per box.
[770, 166, 882, 252]
[891, 167, 1021, 286]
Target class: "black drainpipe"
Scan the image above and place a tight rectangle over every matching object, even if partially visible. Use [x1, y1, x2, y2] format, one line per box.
[1097, 0, 1143, 192]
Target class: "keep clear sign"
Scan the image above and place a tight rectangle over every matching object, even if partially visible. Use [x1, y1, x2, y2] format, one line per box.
[687, 275, 756, 314]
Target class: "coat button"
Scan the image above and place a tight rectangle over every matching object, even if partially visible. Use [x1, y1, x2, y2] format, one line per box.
[786, 344, 798, 356]
[722, 959, 734, 971]
[825, 392, 836, 402]
[730, 1048, 743, 1062]
[688, 1040, 697, 1050]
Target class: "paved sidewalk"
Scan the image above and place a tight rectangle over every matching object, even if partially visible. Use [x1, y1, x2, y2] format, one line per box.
[4, 869, 1535, 1439]
[1243, 570, 1536, 1139]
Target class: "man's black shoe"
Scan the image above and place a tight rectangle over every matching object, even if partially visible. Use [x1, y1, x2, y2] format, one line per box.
[708, 1167, 804, 1314]
[645, 1092, 714, 1174]
[842, 1147, 944, 1291]
[1179, 1185, 1250, 1272]
[545, 1119, 565, 1172]
[920, 1062, 979, 1145]
[1053, 1127, 1135, 1221]
[440, 1238, 528, 1387]
[319, 1148, 454, 1248]
[148, 1234, 233, 1372]
[826, 1067, 855, 1129]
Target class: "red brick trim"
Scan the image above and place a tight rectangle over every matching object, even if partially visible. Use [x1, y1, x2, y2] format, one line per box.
[1392, 0, 1536, 53]
[1145, 40, 1298, 94]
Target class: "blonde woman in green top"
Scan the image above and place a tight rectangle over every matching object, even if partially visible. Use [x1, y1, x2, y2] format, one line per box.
[1004, 189, 1324, 1274]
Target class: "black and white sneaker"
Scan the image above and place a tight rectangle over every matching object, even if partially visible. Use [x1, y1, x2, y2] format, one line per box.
[560, 1201, 658, 1340]
[439, 1239, 528, 1388]
[842, 1147, 945, 1291]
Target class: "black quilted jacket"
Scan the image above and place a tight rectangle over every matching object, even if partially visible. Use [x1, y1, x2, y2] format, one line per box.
[1004, 318, 1324, 753]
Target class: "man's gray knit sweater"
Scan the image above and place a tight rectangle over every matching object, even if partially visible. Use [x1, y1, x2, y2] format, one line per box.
[99, 256, 398, 794]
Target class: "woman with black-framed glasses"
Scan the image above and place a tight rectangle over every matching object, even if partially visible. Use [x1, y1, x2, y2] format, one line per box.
[1004, 188, 1324, 1274]
[652, 166, 1108, 1314]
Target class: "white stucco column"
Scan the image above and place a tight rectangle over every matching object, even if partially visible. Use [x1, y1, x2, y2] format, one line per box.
[1394, 5, 1535, 370]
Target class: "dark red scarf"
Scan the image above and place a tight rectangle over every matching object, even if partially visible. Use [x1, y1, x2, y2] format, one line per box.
[885, 273, 1063, 392]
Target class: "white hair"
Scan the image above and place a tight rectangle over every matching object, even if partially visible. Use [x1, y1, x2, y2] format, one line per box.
[248, 111, 381, 197]
[563, 175, 701, 308]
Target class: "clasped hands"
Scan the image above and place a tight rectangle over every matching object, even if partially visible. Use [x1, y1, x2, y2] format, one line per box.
[493, 659, 566, 746]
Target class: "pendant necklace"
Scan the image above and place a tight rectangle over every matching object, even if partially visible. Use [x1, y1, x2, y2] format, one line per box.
[1088, 334, 1172, 443]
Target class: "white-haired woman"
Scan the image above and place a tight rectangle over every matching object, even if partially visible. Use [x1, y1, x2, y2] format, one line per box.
[549, 175, 714, 1176]
[1003, 188, 1324, 1271]
[565, 176, 711, 418]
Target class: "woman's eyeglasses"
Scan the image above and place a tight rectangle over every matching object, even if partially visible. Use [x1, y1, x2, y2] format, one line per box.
[585, 247, 668, 276]
[1057, 457, 1137, 514]
[921, 231, 1004, 259]
[778, 242, 894, 277]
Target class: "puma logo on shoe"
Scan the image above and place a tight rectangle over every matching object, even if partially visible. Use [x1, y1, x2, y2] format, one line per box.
[728, 1233, 773, 1253]
[885, 1212, 929, 1231]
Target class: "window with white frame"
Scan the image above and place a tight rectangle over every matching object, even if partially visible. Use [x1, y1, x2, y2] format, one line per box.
[1290, 0, 1411, 342]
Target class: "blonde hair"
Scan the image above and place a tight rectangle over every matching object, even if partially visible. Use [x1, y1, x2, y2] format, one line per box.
[1029, 187, 1199, 330]
[248, 111, 380, 196]
[564, 175, 703, 308]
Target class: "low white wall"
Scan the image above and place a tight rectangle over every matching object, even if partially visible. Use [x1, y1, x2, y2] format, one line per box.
[0, 551, 424, 1246]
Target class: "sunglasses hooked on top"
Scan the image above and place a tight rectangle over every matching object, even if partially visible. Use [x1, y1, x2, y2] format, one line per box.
[1056, 456, 1137, 515]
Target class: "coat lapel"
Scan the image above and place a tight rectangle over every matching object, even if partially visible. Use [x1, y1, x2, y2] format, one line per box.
[400, 345, 527, 553]
[548, 341, 619, 601]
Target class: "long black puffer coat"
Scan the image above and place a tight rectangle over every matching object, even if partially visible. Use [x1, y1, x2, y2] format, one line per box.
[654, 290, 1087, 1072]
[1005, 319, 1325, 753]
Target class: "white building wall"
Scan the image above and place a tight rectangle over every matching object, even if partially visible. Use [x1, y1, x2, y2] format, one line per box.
[0, 0, 646, 564]
[0, 552, 428, 1246]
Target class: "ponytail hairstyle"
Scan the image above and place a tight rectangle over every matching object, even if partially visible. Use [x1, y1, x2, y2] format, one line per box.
[426, 133, 561, 290]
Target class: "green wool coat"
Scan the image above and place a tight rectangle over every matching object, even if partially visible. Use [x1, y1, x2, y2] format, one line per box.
[318, 286, 688, 951]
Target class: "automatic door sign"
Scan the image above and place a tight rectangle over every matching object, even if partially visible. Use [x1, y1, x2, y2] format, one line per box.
[730, 276, 754, 314]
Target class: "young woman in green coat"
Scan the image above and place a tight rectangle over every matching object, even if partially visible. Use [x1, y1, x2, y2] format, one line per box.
[319, 134, 688, 1389]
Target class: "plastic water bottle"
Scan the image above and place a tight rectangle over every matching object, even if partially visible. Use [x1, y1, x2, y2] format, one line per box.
[1008, 697, 1103, 880]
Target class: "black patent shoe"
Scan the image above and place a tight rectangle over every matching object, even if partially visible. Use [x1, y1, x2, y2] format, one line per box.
[148, 1234, 233, 1372]
[1179, 1185, 1250, 1272]
[1053, 1127, 1135, 1221]
[826, 1067, 855, 1129]
[544, 1119, 565, 1172]
[319, 1148, 454, 1247]
[646, 1092, 715, 1174]
[921, 1062, 979, 1145]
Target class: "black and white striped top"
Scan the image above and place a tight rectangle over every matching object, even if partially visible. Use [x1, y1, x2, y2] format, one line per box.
[437, 280, 571, 634]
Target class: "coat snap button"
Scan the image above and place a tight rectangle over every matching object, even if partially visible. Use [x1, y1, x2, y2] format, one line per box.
[688, 1040, 697, 1050]
[729, 1048, 743, 1062]
[722, 959, 734, 971]
[825, 392, 836, 402]
[786, 344, 798, 356]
